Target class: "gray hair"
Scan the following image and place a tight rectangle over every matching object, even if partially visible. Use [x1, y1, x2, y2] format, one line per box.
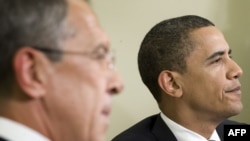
[0, 0, 73, 93]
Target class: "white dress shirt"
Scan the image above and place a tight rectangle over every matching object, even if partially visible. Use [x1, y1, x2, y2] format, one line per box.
[160, 113, 221, 141]
[0, 117, 50, 141]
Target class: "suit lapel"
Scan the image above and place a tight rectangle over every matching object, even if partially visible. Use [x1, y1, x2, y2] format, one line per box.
[216, 122, 224, 141]
[152, 114, 177, 141]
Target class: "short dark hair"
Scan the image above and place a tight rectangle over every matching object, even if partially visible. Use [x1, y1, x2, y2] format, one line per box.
[138, 15, 215, 102]
[0, 0, 72, 93]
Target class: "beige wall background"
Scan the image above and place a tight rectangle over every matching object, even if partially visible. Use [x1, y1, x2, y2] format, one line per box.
[91, 0, 250, 140]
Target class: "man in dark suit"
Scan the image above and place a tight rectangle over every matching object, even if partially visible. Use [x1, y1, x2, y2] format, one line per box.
[112, 15, 244, 141]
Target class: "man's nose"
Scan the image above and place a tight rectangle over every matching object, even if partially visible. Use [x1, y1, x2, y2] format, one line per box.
[227, 59, 243, 79]
[108, 70, 124, 95]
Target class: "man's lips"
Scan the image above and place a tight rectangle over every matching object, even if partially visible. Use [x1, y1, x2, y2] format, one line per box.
[224, 86, 241, 93]
[102, 106, 111, 116]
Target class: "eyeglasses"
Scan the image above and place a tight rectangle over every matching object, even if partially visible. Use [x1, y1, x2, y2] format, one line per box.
[33, 46, 116, 69]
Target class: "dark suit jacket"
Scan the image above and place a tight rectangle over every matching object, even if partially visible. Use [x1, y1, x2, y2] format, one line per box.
[0, 137, 7, 141]
[112, 114, 241, 141]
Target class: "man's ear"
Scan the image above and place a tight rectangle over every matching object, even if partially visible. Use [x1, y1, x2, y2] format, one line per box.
[13, 47, 50, 99]
[158, 70, 183, 98]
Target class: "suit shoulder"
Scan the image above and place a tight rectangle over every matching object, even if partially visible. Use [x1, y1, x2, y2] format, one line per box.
[111, 114, 159, 141]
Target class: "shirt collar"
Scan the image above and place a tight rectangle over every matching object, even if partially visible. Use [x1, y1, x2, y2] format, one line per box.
[160, 113, 220, 141]
[0, 117, 50, 141]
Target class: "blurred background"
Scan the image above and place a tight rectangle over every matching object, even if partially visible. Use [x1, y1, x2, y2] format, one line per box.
[91, 0, 250, 140]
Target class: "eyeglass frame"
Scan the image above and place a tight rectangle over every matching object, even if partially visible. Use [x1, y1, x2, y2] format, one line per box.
[33, 46, 116, 69]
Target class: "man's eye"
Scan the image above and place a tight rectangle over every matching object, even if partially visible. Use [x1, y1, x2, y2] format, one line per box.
[93, 48, 107, 60]
[212, 58, 222, 64]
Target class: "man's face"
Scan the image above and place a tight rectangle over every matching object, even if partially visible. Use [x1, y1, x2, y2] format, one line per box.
[179, 26, 243, 120]
[44, 1, 123, 141]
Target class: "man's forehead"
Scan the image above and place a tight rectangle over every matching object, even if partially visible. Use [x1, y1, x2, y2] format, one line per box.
[66, 0, 97, 28]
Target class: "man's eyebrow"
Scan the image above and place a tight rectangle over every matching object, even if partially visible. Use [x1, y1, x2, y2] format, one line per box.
[205, 49, 231, 61]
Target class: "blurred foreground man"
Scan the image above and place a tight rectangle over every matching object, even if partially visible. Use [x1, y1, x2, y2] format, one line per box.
[0, 0, 123, 141]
